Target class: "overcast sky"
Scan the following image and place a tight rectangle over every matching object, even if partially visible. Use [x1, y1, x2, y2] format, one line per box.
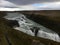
[0, 0, 60, 10]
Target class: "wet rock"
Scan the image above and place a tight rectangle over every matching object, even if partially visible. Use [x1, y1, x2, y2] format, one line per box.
[30, 27, 40, 36]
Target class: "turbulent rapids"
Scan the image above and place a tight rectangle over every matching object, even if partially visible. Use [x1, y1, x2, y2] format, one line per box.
[4, 12, 60, 42]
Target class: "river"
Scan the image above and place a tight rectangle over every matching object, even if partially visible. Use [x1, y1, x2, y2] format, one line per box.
[4, 12, 60, 42]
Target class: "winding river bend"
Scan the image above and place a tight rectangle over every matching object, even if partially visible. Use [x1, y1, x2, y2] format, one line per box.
[4, 12, 60, 42]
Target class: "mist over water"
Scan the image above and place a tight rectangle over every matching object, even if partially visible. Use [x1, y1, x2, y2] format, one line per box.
[4, 12, 60, 42]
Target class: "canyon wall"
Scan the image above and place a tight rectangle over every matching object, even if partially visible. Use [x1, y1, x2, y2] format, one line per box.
[19, 10, 60, 34]
[0, 11, 60, 34]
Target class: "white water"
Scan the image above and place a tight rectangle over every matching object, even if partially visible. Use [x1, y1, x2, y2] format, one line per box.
[4, 12, 60, 42]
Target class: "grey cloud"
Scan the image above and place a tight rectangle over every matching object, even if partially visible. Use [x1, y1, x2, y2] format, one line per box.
[0, 0, 18, 8]
[7, 0, 60, 5]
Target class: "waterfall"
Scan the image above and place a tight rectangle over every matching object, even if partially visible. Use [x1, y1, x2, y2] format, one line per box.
[4, 12, 60, 42]
[37, 30, 60, 42]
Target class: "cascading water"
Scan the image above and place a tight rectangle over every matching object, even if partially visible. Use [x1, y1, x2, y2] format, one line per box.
[4, 12, 60, 42]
